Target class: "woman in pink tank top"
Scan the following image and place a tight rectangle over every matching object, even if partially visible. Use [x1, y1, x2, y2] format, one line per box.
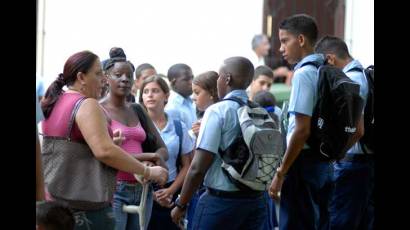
[40, 51, 168, 230]
[99, 57, 168, 230]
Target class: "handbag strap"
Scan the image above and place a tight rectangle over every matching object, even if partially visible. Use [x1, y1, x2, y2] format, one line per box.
[65, 97, 87, 141]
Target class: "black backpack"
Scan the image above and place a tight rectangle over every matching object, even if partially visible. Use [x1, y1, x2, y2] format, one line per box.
[302, 62, 364, 160]
[349, 65, 374, 153]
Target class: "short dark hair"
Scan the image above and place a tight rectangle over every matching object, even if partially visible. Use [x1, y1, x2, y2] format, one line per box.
[279, 14, 318, 46]
[221, 56, 254, 89]
[135, 63, 156, 79]
[315, 35, 351, 59]
[253, 91, 279, 123]
[167, 63, 191, 82]
[253, 65, 274, 80]
[36, 201, 75, 230]
[253, 90, 277, 107]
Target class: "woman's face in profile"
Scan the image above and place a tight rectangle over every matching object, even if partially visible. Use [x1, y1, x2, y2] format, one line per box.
[82, 59, 106, 99]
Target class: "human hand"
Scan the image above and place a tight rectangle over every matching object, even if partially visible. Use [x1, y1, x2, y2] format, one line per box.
[113, 129, 125, 146]
[136, 161, 156, 184]
[171, 206, 186, 229]
[191, 120, 201, 137]
[154, 189, 174, 208]
[146, 166, 168, 186]
[269, 171, 285, 201]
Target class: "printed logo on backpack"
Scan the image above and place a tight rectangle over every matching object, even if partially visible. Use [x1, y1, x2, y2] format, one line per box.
[302, 62, 364, 160]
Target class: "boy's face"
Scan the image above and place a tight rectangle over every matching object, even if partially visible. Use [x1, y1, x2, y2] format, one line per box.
[250, 75, 273, 99]
[135, 68, 156, 91]
[279, 29, 303, 64]
[172, 68, 193, 97]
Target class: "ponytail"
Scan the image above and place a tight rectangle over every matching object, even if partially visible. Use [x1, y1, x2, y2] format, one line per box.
[41, 73, 66, 118]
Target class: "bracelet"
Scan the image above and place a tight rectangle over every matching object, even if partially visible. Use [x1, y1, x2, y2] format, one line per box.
[143, 165, 150, 179]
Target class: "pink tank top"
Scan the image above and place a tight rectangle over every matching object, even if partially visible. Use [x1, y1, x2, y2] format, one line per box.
[42, 92, 113, 141]
[110, 120, 147, 182]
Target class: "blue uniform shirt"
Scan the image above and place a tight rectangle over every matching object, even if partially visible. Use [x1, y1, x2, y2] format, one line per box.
[343, 60, 368, 154]
[156, 113, 195, 183]
[286, 54, 325, 147]
[165, 91, 197, 130]
[196, 90, 248, 191]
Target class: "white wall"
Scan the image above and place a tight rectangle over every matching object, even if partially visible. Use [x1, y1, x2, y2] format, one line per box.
[344, 0, 374, 67]
[39, 0, 263, 88]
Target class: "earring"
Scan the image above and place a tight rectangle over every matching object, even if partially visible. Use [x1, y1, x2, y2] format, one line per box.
[80, 83, 86, 92]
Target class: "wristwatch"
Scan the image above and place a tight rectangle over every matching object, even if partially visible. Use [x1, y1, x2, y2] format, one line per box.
[175, 195, 187, 211]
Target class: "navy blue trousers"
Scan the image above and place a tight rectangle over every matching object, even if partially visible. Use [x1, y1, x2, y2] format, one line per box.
[330, 156, 374, 230]
[191, 190, 268, 230]
[279, 151, 333, 230]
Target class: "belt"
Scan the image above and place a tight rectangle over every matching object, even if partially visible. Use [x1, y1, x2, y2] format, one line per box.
[207, 187, 264, 199]
[340, 154, 374, 162]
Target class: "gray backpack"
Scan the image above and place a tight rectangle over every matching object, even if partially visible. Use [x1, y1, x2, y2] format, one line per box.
[219, 97, 283, 191]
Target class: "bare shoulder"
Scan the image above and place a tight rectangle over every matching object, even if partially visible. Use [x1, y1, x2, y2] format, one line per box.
[77, 98, 104, 118]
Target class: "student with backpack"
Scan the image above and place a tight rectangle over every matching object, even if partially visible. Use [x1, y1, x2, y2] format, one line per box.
[139, 75, 194, 230]
[253, 90, 281, 230]
[268, 14, 339, 230]
[171, 57, 276, 230]
[315, 35, 374, 230]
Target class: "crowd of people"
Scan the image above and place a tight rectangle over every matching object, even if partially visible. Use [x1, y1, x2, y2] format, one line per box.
[36, 13, 373, 230]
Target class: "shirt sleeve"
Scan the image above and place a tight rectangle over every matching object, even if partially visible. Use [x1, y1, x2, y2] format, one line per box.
[196, 108, 222, 154]
[288, 70, 316, 116]
[181, 122, 195, 155]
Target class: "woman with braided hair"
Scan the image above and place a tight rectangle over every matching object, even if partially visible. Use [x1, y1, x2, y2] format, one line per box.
[41, 50, 168, 230]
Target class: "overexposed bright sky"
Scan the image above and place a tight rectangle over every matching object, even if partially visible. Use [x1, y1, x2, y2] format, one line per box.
[39, 0, 263, 87]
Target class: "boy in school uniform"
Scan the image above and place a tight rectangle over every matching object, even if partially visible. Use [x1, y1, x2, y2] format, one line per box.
[165, 63, 197, 131]
[268, 14, 333, 230]
[315, 35, 373, 230]
[171, 57, 268, 230]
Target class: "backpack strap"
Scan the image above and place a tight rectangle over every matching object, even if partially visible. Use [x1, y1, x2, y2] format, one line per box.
[222, 96, 246, 106]
[173, 119, 184, 172]
[300, 61, 321, 69]
[347, 67, 364, 73]
[173, 120, 183, 157]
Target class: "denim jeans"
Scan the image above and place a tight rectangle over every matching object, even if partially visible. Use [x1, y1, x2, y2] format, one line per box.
[72, 206, 116, 230]
[112, 181, 153, 230]
[330, 157, 374, 230]
[191, 190, 268, 230]
[279, 151, 333, 230]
